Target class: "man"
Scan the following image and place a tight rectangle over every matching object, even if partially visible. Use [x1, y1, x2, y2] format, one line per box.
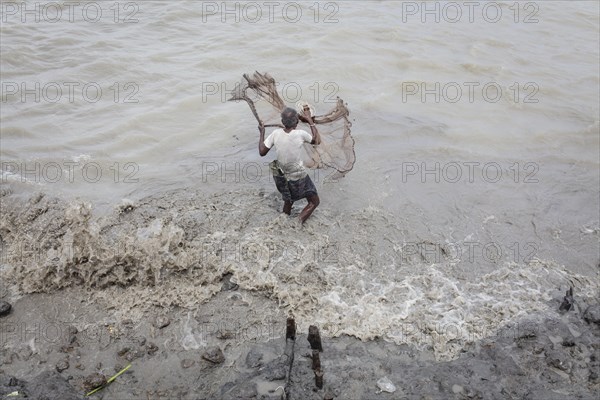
[258, 107, 321, 223]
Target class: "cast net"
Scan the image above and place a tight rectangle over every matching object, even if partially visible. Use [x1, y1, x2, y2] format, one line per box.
[229, 72, 355, 179]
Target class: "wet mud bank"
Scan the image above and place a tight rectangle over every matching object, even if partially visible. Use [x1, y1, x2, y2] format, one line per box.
[0, 286, 598, 399]
[0, 188, 598, 398]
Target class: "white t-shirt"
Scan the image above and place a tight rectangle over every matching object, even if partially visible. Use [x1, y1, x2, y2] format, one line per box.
[264, 128, 313, 180]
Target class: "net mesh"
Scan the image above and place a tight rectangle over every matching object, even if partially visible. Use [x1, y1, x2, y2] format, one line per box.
[229, 72, 355, 179]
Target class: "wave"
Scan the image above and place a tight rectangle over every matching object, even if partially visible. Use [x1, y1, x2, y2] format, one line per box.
[1, 188, 597, 361]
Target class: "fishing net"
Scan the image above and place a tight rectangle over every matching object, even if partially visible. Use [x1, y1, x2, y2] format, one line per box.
[229, 72, 355, 179]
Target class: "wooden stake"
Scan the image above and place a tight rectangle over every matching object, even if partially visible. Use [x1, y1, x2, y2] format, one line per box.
[312, 349, 321, 370]
[307, 325, 323, 352]
[314, 368, 324, 389]
[286, 317, 296, 340]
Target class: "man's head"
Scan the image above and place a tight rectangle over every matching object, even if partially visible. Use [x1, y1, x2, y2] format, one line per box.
[281, 107, 299, 129]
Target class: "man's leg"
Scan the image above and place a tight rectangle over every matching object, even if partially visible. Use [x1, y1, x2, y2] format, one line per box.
[299, 194, 319, 224]
[283, 201, 293, 215]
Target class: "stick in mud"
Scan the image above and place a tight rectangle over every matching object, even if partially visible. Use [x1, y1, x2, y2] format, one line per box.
[312, 349, 321, 370]
[286, 317, 296, 340]
[314, 368, 324, 389]
[308, 325, 323, 352]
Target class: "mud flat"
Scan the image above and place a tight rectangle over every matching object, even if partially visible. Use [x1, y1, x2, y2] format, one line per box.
[0, 286, 599, 399]
[0, 188, 598, 399]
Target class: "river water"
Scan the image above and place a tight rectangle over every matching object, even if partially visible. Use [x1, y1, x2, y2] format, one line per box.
[1, 1, 599, 357]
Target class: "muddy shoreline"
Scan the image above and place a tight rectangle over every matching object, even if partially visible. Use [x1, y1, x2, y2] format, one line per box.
[0, 285, 599, 399]
[0, 188, 598, 399]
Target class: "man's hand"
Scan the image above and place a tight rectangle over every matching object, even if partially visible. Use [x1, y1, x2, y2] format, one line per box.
[302, 106, 313, 123]
[258, 121, 270, 156]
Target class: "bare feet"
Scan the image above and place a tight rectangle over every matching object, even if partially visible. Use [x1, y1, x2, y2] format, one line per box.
[283, 201, 293, 215]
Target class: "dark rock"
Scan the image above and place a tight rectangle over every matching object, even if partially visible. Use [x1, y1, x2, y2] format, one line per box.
[117, 347, 131, 357]
[202, 346, 225, 364]
[245, 348, 263, 368]
[121, 318, 134, 329]
[125, 348, 143, 361]
[324, 389, 335, 400]
[217, 330, 234, 340]
[55, 358, 69, 372]
[220, 273, 239, 291]
[26, 371, 84, 400]
[154, 316, 170, 329]
[558, 287, 574, 312]
[82, 372, 107, 392]
[545, 350, 570, 372]
[264, 362, 287, 381]
[181, 359, 195, 369]
[146, 342, 158, 355]
[0, 300, 11, 317]
[583, 304, 600, 326]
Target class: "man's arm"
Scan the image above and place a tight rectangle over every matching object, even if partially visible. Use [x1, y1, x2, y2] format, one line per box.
[258, 123, 271, 156]
[303, 108, 321, 145]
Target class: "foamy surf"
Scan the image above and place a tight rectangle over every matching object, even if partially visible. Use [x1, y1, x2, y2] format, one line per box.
[1, 188, 596, 361]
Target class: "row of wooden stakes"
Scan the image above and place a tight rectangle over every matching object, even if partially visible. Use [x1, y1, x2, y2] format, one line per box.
[286, 317, 324, 389]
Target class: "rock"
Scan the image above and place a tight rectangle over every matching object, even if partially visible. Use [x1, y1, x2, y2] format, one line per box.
[323, 389, 335, 400]
[583, 304, 600, 326]
[245, 348, 263, 368]
[558, 288, 574, 312]
[125, 348, 143, 361]
[118, 346, 144, 361]
[154, 316, 170, 329]
[220, 273, 239, 291]
[27, 371, 84, 400]
[546, 350, 570, 372]
[452, 384, 464, 394]
[121, 318, 134, 329]
[146, 342, 159, 355]
[376, 376, 396, 393]
[181, 359, 195, 369]
[202, 346, 225, 364]
[0, 300, 11, 317]
[265, 362, 287, 381]
[117, 347, 131, 357]
[82, 373, 107, 392]
[217, 330, 234, 340]
[55, 359, 69, 372]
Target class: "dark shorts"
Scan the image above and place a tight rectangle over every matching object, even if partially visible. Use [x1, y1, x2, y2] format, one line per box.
[274, 174, 318, 203]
